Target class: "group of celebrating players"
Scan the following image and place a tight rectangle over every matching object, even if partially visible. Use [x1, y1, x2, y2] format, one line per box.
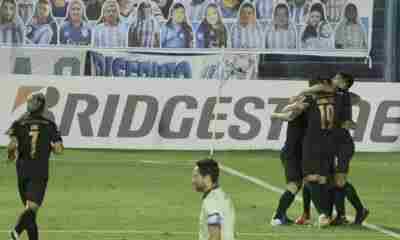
[5, 72, 371, 240]
[270, 72, 369, 227]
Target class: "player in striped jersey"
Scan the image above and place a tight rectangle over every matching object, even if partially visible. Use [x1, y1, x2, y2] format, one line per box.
[93, 0, 127, 47]
[265, 2, 297, 49]
[335, 2, 367, 49]
[192, 158, 236, 240]
[128, 1, 160, 47]
[0, 0, 24, 45]
[230, 1, 263, 49]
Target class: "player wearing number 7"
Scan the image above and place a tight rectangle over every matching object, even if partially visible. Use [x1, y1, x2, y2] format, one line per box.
[6, 93, 63, 240]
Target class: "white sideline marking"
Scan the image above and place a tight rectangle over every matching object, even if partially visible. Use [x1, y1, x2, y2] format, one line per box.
[0, 229, 379, 237]
[219, 164, 400, 239]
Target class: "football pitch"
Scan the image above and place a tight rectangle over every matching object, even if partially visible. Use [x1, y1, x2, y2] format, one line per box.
[0, 149, 399, 240]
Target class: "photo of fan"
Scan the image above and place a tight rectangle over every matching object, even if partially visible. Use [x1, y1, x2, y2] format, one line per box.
[335, 1, 367, 49]
[0, 0, 24, 44]
[265, 1, 297, 49]
[161, 2, 193, 48]
[195, 2, 228, 48]
[128, 0, 160, 48]
[230, 1, 263, 49]
[300, 1, 333, 49]
[92, 0, 127, 47]
[59, 0, 92, 45]
[25, 0, 59, 45]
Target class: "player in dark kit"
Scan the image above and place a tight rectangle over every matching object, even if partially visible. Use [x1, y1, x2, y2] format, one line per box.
[292, 73, 369, 226]
[286, 78, 337, 228]
[270, 100, 308, 226]
[6, 93, 64, 240]
[330, 72, 369, 225]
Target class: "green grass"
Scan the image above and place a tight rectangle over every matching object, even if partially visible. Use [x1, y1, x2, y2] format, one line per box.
[0, 149, 399, 240]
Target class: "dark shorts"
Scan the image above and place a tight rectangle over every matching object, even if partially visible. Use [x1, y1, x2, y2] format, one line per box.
[302, 133, 335, 177]
[280, 148, 303, 183]
[335, 141, 355, 174]
[17, 178, 48, 206]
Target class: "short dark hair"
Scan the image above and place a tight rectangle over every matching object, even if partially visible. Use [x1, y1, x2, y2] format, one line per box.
[338, 72, 354, 89]
[309, 74, 330, 87]
[196, 158, 219, 184]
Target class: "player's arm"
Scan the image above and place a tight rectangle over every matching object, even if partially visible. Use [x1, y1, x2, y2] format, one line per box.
[5, 123, 18, 162]
[349, 92, 361, 105]
[7, 136, 18, 162]
[51, 142, 64, 154]
[208, 224, 221, 240]
[50, 122, 64, 154]
[291, 84, 335, 102]
[342, 120, 357, 130]
[271, 111, 301, 122]
[207, 213, 222, 240]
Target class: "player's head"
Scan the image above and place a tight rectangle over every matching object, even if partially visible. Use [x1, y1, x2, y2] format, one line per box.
[332, 72, 354, 90]
[27, 93, 46, 115]
[192, 158, 219, 192]
[309, 75, 331, 87]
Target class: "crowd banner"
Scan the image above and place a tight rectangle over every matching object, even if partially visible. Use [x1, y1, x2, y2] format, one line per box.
[0, 0, 374, 59]
[1, 74, 399, 152]
[84, 49, 223, 80]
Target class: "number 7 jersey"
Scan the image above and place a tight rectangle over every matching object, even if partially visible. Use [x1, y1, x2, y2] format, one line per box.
[6, 114, 62, 179]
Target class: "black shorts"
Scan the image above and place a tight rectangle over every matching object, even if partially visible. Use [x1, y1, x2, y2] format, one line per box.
[280, 148, 303, 183]
[17, 178, 48, 206]
[302, 134, 335, 177]
[335, 141, 355, 173]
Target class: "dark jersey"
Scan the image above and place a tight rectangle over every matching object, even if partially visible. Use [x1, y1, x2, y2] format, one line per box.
[304, 93, 336, 137]
[6, 114, 62, 179]
[334, 89, 353, 144]
[282, 112, 307, 156]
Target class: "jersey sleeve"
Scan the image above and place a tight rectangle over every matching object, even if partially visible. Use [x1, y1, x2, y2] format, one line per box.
[5, 121, 18, 137]
[49, 122, 63, 143]
[342, 91, 352, 121]
[204, 198, 223, 226]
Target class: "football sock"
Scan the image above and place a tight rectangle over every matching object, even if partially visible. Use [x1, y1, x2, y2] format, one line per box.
[26, 216, 38, 240]
[14, 209, 35, 235]
[345, 182, 364, 212]
[319, 183, 330, 216]
[335, 186, 346, 217]
[328, 186, 335, 217]
[302, 185, 312, 216]
[307, 182, 322, 214]
[274, 190, 295, 219]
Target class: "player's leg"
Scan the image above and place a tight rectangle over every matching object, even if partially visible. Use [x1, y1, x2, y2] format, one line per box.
[11, 179, 47, 240]
[295, 183, 312, 225]
[317, 141, 336, 228]
[272, 150, 302, 225]
[272, 181, 301, 225]
[302, 141, 324, 217]
[345, 182, 369, 224]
